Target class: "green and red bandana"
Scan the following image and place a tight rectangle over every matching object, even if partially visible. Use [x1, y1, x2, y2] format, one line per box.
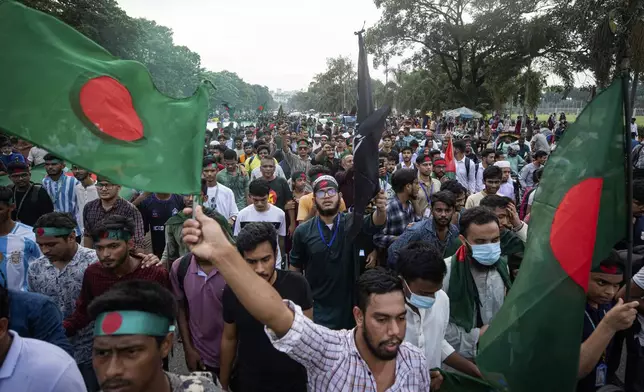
[94, 310, 174, 337]
[92, 229, 131, 242]
[44, 158, 63, 164]
[34, 227, 73, 237]
[592, 263, 624, 275]
[203, 162, 218, 169]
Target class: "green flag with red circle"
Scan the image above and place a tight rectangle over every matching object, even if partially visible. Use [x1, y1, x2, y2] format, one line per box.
[0, 0, 209, 194]
[475, 79, 627, 391]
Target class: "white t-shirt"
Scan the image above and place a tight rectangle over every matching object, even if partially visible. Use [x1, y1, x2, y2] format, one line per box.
[204, 184, 238, 220]
[631, 267, 644, 345]
[233, 204, 286, 268]
[404, 290, 454, 369]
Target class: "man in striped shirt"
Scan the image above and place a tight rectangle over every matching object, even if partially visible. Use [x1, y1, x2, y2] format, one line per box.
[41, 154, 81, 238]
[0, 186, 41, 291]
[183, 206, 431, 391]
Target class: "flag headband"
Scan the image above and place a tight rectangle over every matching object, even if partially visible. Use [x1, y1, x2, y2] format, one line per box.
[203, 162, 218, 169]
[313, 175, 338, 191]
[34, 227, 74, 237]
[94, 311, 175, 337]
[592, 263, 623, 275]
[433, 159, 446, 166]
[92, 230, 132, 242]
[45, 158, 63, 164]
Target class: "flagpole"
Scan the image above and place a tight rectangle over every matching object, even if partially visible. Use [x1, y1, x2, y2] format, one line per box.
[623, 73, 634, 300]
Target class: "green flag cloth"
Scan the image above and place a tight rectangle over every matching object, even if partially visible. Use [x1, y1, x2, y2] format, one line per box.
[0, 1, 208, 194]
[438, 369, 495, 392]
[476, 79, 626, 391]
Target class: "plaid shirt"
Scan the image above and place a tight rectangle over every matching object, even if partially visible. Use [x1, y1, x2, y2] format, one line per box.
[266, 301, 430, 391]
[82, 197, 145, 250]
[373, 196, 420, 249]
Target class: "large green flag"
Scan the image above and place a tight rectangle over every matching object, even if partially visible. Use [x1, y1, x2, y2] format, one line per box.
[0, 1, 209, 194]
[476, 79, 627, 391]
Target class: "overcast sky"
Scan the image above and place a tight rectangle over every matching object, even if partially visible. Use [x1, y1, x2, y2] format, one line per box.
[118, 0, 384, 91]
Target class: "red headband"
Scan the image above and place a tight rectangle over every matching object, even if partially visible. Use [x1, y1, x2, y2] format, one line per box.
[433, 159, 446, 166]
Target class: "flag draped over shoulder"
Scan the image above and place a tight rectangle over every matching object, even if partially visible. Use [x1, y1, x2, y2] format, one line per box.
[476, 79, 626, 392]
[0, 1, 209, 194]
[444, 136, 456, 179]
[350, 30, 390, 238]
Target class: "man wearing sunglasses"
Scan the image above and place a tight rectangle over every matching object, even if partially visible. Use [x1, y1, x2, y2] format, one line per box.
[289, 175, 387, 330]
[6, 162, 53, 226]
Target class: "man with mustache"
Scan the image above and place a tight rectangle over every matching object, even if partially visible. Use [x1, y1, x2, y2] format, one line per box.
[71, 165, 98, 238]
[181, 208, 429, 391]
[388, 191, 461, 267]
[63, 215, 167, 339]
[7, 162, 53, 226]
[90, 280, 220, 392]
[290, 176, 387, 330]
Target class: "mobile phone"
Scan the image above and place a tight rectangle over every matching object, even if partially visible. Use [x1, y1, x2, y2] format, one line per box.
[379, 158, 385, 168]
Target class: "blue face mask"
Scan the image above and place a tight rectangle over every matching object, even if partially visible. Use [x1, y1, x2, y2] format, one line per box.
[469, 242, 501, 266]
[404, 280, 436, 309]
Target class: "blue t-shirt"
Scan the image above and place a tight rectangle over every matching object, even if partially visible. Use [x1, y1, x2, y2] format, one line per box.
[0, 153, 25, 170]
[138, 194, 184, 257]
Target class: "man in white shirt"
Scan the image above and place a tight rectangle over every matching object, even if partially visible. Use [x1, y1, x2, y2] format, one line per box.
[399, 242, 481, 389]
[234, 179, 286, 269]
[453, 140, 477, 194]
[71, 165, 98, 237]
[202, 158, 238, 225]
[494, 161, 516, 201]
[475, 149, 496, 192]
[27, 146, 48, 167]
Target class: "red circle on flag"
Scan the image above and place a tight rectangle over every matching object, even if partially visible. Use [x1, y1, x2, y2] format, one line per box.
[101, 312, 123, 335]
[79, 76, 144, 142]
[550, 178, 603, 292]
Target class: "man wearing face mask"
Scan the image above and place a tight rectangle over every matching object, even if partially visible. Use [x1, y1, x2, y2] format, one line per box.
[442, 207, 512, 359]
[398, 242, 482, 390]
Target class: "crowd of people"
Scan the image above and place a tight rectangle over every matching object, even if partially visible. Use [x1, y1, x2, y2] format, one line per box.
[0, 114, 641, 392]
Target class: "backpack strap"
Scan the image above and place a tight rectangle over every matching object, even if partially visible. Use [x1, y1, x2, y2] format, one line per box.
[177, 253, 192, 295]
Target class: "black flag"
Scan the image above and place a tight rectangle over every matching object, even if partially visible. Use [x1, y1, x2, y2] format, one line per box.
[349, 29, 390, 239]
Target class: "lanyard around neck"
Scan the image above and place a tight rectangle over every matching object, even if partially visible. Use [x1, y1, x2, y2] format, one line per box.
[317, 214, 340, 248]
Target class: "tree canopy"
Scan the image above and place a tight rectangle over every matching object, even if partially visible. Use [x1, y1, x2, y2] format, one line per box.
[19, 0, 275, 112]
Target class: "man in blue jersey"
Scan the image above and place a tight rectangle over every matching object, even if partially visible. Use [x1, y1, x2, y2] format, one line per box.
[41, 154, 81, 240]
[0, 186, 41, 291]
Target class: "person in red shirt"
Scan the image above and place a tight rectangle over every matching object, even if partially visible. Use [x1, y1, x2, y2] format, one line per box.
[63, 214, 168, 337]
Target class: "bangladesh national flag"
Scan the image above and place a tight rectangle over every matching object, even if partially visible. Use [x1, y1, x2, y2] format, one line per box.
[0, 1, 209, 194]
[443, 136, 456, 179]
[475, 79, 627, 391]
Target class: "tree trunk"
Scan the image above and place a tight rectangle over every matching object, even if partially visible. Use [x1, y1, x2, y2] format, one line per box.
[630, 72, 639, 121]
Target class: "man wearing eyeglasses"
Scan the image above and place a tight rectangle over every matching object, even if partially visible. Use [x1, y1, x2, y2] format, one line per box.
[6, 162, 53, 226]
[81, 176, 145, 253]
[289, 175, 387, 330]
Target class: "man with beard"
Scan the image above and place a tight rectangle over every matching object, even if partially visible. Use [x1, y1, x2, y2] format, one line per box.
[432, 158, 448, 183]
[388, 191, 461, 266]
[41, 154, 81, 237]
[181, 211, 429, 390]
[506, 145, 526, 175]
[220, 222, 312, 392]
[6, 162, 53, 226]
[89, 280, 221, 392]
[414, 154, 442, 218]
[296, 165, 347, 224]
[494, 161, 519, 204]
[82, 176, 145, 253]
[64, 215, 168, 338]
[72, 165, 98, 238]
[374, 169, 420, 250]
[465, 165, 502, 209]
[279, 137, 312, 175]
[289, 176, 387, 330]
[443, 207, 512, 359]
[398, 242, 482, 390]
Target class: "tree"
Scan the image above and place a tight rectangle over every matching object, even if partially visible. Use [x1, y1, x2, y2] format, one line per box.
[365, 0, 573, 109]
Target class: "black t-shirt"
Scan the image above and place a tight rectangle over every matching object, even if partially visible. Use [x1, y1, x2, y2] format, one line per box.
[138, 194, 184, 257]
[11, 184, 54, 227]
[222, 270, 312, 392]
[266, 177, 292, 211]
